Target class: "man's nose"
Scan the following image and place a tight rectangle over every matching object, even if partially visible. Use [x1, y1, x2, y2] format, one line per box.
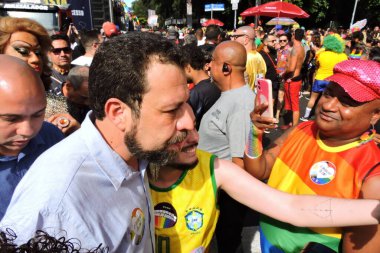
[17, 120, 35, 137]
[176, 103, 195, 132]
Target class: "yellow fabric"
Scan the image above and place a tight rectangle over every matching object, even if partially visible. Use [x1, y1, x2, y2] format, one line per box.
[268, 159, 341, 239]
[150, 149, 219, 253]
[245, 50, 267, 89]
[315, 51, 347, 80]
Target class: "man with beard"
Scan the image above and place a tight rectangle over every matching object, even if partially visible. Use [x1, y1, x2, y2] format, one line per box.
[260, 34, 280, 115]
[244, 60, 380, 253]
[150, 118, 380, 253]
[1, 32, 194, 252]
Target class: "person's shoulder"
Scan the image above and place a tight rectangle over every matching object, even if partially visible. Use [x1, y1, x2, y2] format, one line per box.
[38, 122, 65, 144]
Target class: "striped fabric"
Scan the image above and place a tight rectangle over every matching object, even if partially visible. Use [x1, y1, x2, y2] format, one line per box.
[260, 121, 380, 253]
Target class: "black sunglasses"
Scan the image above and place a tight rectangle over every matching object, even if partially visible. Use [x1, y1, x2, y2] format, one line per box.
[230, 34, 246, 39]
[51, 47, 72, 55]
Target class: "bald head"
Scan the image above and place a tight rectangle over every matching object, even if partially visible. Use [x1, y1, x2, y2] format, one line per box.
[0, 55, 44, 94]
[232, 26, 256, 50]
[235, 26, 255, 38]
[210, 41, 247, 91]
[0, 55, 46, 156]
[214, 41, 247, 69]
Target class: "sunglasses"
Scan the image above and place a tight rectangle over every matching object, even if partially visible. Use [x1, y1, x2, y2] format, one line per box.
[230, 34, 246, 39]
[51, 47, 72, 55]
[279, 40, 288, 42]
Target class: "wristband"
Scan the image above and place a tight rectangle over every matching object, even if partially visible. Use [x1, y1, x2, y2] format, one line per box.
[245, 121, 263, 159]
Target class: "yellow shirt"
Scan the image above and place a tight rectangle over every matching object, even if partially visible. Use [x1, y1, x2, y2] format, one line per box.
[246, 50, 267, 89]
[315, 51, 347, 80]
[150, 149, 219, 253]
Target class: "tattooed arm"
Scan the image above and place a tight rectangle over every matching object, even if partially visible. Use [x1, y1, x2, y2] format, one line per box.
[216, 158, 380, 227]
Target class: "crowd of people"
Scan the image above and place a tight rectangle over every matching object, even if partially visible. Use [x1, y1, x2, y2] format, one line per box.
[0, 15, 380, 253]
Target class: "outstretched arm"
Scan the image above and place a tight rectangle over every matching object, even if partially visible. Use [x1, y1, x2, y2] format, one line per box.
[215, 158, 380, 228]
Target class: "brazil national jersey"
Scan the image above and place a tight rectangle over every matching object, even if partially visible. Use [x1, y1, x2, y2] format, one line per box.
[150, 149, 219, 253]
[260, 121, 380, 253]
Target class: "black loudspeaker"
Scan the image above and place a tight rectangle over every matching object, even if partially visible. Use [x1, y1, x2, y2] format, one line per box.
[222, 63, 229, 72]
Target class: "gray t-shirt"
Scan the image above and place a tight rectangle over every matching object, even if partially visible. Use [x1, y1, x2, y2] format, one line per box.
[198, 84, 255, 160]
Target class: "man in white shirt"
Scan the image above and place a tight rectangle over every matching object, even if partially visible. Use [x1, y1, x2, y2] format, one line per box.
[71, 30, 103, 67]
[1, 32, 194, 252]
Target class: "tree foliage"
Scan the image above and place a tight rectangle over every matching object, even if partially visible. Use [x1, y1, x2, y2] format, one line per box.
[132, 0, 380, 29]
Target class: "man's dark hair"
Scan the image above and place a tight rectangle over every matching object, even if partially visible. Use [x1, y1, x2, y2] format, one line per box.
[294, 29, 304, 41]
[181, 44, 206, 70]
[352, 31, 364, 42]
[81, 29, 101, 51]
[50, 33, 70, 46]
[369, 47, 380, 63]
[89, 32, 184, 120]
[0, 229, 108, 252]
[285, 32, 292, 42]
[205, 25, 221, 41]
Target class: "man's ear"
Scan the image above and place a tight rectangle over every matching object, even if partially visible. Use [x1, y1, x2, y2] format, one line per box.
[184, 64, 192, 74]
[104, 98, 133, 132]
[370, 109, 380, 126]
[62, 81, 73, 97]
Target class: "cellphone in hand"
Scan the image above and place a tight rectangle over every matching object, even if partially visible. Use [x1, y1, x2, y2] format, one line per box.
[256, 78, 273, 118]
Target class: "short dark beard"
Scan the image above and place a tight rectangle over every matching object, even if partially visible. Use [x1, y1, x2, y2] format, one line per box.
[166, 159, 199, 171]
[124, 124, 188, 166]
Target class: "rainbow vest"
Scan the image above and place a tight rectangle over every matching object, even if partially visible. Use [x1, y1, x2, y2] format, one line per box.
[260, 121, 380, 253]
[150, 149, 219, 253]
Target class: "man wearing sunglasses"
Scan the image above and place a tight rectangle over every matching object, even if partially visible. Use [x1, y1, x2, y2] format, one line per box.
[49, 34, 72, 95]
[260, 34, 280, 115]
[231, 26, 266, 90]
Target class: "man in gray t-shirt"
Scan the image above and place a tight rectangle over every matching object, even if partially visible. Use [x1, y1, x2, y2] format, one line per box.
[198, 41, 255, 253]
[198, 85, 254, 160]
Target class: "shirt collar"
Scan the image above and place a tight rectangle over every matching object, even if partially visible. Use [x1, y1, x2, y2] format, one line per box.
[80, 112, 147, 190]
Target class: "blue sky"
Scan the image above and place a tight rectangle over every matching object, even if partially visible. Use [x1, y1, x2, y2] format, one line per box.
[124, 0, 135, 7]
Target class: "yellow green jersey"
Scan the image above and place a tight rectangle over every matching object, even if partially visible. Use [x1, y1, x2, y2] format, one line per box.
[150, 149, 219, 253]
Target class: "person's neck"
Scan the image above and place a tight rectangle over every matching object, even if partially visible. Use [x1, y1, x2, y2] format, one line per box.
[53, 65, 70, 74]
[95, 118, 139, 170]
[219, 78, 246, 92]
[245, 44, 255, 52]
[192, 70, 210, 85]
[263, 46, 269, 53]
[318, 132, 361, 147]
[148, 165, 184, 188]
[293, 40, 302, 46]
[84, 49, 95, 58]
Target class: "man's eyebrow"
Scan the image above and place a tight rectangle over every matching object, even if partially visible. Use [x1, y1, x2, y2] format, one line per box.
[0, 107, 46, 117]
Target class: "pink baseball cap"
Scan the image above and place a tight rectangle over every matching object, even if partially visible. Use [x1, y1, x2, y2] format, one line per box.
[326, 60, 380, 102]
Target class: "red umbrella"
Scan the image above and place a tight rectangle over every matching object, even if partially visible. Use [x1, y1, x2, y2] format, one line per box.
[202, 19, 224, 27]
[241, 1, 309, 18]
